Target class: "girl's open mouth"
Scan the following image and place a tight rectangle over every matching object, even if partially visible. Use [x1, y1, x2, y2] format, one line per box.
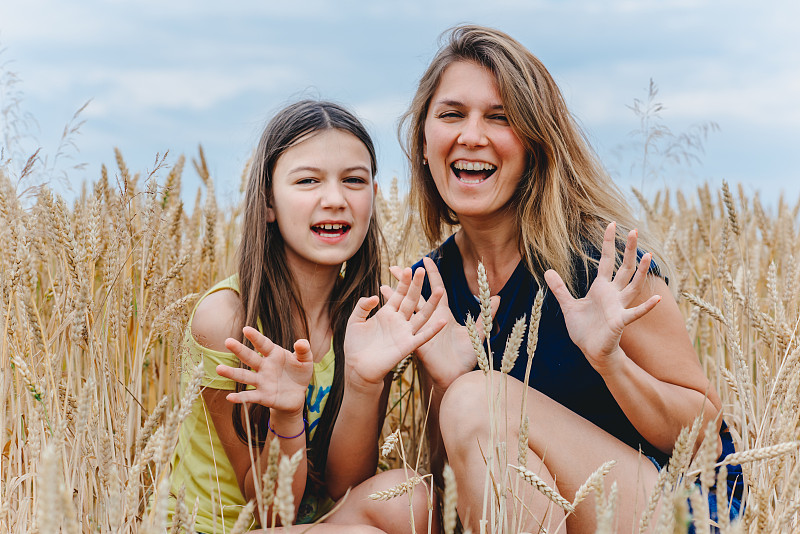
[451, 161, 497, 184]
[311, 223, 351, 238]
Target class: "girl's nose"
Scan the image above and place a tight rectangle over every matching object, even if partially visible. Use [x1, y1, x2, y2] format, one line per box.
[320, 182, 347, 209]
[457, 116, 488, 148]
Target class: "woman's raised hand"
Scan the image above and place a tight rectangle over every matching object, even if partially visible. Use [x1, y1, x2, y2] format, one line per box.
[392, 257, 500, 391]
[217, 327, 314, 416]
[544, 222, 662, 374]
[343, 266, 447, 391]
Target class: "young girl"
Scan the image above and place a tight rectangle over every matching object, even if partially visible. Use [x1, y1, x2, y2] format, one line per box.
[169, 100, 444, 533]
[399, 26, 743, 533]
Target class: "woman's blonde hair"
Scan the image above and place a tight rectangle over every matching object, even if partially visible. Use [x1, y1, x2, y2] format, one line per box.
[399, 24, 669, 292]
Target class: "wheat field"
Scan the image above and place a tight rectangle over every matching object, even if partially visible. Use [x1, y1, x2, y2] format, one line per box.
[1, 148, 799, 533]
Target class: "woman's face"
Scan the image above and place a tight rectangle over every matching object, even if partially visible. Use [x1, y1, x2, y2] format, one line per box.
[423, 60, 527, 223]
[269, 129, 375, 272]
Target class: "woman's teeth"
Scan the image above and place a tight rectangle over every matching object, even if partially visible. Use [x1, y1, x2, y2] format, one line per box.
[451, 161, 497, 183]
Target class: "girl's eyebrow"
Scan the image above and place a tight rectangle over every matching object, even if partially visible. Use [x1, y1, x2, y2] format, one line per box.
[288, 165, 371, 174]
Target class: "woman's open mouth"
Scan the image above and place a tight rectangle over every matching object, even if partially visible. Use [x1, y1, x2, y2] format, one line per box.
[451, 161, 497, 184]
[311, 223, 351, 238]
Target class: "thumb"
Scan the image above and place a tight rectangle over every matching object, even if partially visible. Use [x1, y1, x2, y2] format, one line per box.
[544, 269, 573, 309]
[293, 339, 314, 363]
[476, 295, 501, 342]
[349, 295, 380, 325]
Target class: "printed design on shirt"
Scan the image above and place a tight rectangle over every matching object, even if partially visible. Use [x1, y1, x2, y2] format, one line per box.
[305, 384, 331, 435]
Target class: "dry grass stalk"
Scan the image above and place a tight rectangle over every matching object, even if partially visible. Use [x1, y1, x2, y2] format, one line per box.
[508, 465, 574, 513]
[368, 476, 424, 501]
[442, 464, 458, 534]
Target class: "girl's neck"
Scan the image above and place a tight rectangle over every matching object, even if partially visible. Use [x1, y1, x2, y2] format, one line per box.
[286, 256, 340, 362]
[455, 212, 522, 296]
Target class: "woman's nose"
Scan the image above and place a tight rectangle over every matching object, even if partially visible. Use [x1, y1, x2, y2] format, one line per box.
[457, 116, 488, 148]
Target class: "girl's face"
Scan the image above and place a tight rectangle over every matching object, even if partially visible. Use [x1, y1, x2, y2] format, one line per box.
[269, 129, 375, 271]
[423, 60, 527, 223]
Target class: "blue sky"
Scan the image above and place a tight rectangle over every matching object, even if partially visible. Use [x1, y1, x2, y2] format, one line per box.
[1, 0, 798, 208]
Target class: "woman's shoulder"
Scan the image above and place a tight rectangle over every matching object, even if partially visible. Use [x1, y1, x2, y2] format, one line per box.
[190, 276, 244, 352]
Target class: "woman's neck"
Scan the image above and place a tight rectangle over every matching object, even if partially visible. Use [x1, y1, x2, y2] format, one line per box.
[456, 212, 522, 297]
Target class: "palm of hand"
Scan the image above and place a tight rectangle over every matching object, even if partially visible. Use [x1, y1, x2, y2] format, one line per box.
[220, 327, 314, 415]
[345, 306, 423, 384]
[544, 223, 662, 373]
[557, 276, 628, 367]
[248, 346, 313, 413]
[344, 266, 447, 388]
[414, 308, 477, 388]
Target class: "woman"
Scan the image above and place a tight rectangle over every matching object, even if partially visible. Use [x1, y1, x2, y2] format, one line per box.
[398, 25, 742, 533]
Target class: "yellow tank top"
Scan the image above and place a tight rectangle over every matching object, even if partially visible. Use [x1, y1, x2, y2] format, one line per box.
[168, 275, 335, 533]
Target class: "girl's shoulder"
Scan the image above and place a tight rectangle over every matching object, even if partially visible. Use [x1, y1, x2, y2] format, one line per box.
[190, 275, 244, 351]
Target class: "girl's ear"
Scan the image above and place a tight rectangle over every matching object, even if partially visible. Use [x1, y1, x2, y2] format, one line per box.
[266, 204, 276, 222]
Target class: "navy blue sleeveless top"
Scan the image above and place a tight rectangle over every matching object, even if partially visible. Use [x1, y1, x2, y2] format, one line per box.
[416, 234, 686, 466]
[415, 233, 744, 518]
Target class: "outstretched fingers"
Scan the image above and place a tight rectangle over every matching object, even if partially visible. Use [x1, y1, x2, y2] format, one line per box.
[293, 338, 314, 363]
[613, 229, 638, 288]
[622, 294, 662, 325]
[350, 295, 381, 324]
[544, 269, 574, 310]
[620, 251, 653, 303]
[597, 222, 618, 281]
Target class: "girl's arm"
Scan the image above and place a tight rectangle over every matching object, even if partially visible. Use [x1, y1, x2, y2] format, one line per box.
[192, 290, 311, 525]
[325, 267, 446, 499]
[544, 222, 722, 455]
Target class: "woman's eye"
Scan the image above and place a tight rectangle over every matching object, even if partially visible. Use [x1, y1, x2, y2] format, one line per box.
[490, 114, 509, 122]
[436, 111, 461, 119]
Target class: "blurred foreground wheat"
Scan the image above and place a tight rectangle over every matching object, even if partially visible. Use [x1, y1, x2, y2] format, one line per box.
[1, 150, 798, 533]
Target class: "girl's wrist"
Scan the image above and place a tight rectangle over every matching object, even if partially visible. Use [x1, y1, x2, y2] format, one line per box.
[343, 368, 385, 397]
[268, 408, 306, 438]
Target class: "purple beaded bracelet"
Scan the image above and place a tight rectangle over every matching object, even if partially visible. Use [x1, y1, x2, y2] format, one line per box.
[267, 418, 307, 439]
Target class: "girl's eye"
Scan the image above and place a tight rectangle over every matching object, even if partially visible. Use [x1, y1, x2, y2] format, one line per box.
[344, 176, 368, 185]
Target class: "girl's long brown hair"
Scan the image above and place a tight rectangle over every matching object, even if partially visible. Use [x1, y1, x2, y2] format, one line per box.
[399, 25, 671, 292]
[236, 100, 381, 486]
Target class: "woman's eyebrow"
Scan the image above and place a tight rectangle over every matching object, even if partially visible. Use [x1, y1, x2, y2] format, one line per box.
[289, 166, 322, 174]
[432, 99, 505, 111]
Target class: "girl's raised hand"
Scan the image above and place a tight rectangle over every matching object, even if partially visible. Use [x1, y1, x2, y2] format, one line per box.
[343, 266, 448, 391]
[218, 327, 314, 416]
[544, 222, 662, 374]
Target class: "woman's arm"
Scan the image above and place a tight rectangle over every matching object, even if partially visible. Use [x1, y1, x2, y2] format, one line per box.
[192, 290, 310, 525]
[325, 267, 447, 498]
[544, 223, 722, 455]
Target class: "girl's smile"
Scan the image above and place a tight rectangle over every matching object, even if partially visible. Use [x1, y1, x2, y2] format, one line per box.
[269, 129, 375, 272]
